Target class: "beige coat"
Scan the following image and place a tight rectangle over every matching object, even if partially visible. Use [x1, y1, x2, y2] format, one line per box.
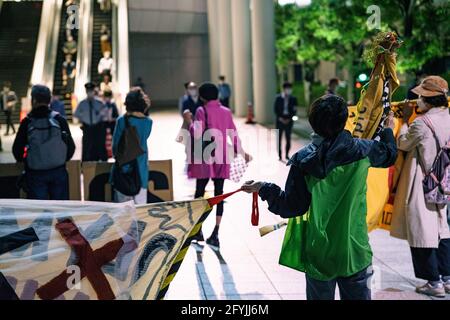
[390, 107, 450, 248]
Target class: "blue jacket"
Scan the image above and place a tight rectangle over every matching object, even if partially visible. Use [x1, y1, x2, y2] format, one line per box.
[111, 115, 153, 189]
[259, 129, 397, 218]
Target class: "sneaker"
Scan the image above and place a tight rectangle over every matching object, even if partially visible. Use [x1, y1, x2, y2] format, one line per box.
[191, 230, 204, 243]
[415, 282, 446, 298]
[206, 233, 220, 249]
[444, 280, 450, 294]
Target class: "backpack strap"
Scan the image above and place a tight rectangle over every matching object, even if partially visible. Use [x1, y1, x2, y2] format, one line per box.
[416, 115, 447, 175]
[124, 115, 131, 129]
[422, 115, 442, 150]
[201, 106, 209, 132]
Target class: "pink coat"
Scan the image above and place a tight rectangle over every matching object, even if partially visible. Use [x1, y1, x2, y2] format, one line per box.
[187, 100, 241, 179]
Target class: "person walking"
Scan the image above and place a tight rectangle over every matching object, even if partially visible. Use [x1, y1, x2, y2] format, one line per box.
[218, 75, 232, 108]
[1, 81, 18, 136]
[111, 87, 152, 204]
[182, 82, 202, 115]
[274, 82, 298, 161]
[12, 85, 75, 200]
[74, 82, 108, 161]
[184, 82, 250, 249]
[390, 76, 450, 298]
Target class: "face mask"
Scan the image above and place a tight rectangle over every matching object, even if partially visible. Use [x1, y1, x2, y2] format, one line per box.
[416, 98, 428, 112]
[188, 89, 197, 97]
[285, 89, 292, 96]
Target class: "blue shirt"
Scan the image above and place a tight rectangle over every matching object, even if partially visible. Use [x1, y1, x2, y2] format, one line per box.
[218, 83, 232, 100]
[111, 115, 153, 189]
[50, 99, 66, 118]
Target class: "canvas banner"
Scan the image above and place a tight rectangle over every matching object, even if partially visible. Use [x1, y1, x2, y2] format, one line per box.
[0, 198, 211, 300]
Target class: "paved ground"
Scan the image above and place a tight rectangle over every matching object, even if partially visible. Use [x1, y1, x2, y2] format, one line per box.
[0, 109, 448, 300]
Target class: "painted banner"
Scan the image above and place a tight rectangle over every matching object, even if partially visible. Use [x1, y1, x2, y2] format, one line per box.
[0, 198, 211, 300]
[82, 160, 173, 203]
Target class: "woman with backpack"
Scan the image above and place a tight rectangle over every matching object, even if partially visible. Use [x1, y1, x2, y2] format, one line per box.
[111, 87, 152, 204]
[183, 82, 251, 249]
[390, 76, 450, 297]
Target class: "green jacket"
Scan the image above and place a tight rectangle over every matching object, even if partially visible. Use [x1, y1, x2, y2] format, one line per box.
[259, 129, 397, 280]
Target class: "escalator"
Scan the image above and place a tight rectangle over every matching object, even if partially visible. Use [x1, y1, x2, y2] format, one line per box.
[90, 1, 113, 85]
[0, 1, 42, 125]
[52, 1, 79, 122]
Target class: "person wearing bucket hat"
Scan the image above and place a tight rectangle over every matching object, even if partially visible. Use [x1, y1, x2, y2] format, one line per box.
[390, 75, 450, 298]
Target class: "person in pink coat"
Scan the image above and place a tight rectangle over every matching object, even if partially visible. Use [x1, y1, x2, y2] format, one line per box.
[182, 82, 251, 248]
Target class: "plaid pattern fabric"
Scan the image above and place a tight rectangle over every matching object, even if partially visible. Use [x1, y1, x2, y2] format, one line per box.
[229, 154, 248, 183]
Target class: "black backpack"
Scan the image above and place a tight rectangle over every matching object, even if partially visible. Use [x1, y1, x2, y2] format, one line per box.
[112, 116, 144, 196]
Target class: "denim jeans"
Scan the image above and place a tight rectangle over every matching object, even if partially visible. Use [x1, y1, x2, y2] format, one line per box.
[26, 166, 69, 200]
[306, 266, 373, 300]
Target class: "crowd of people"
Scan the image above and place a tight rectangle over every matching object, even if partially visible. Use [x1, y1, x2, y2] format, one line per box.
[1, 68, 448, 300]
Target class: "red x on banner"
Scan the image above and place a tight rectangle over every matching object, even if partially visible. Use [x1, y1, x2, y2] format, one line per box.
[36, 219, 125, 300]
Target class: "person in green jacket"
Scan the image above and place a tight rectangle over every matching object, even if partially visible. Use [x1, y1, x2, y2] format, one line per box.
[242, 95, 398, 300]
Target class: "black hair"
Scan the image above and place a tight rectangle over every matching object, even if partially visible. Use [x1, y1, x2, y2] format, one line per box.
[423, 94, 448, 108]
[219, 75, 226, 81]
[283, 82, 293, 89]
[125, 87, 148, 113]
[328, 78, 339, 86]
[308, 95, 348, 139]
[199, 82, 219, 101]
[184, 82, 190, 89]
[31, 85, 51, 105]
[3, 81, 11, 88]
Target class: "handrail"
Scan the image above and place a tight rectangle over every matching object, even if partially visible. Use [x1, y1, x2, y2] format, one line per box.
[30, 0, 63, 91]
[73, 0, 93, 102]
[115, 0, 130, 106]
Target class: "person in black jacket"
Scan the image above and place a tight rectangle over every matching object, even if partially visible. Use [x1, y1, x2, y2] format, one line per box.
[12, 85, 75, 200]
[274, 82, 298, 161]
[182, 82, 203, 116]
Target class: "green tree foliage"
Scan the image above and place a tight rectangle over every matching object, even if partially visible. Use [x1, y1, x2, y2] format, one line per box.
[275, 0, 449, 76]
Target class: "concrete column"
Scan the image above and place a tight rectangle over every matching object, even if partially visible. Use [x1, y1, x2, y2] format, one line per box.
[116, 0, 130, 102]
[231, 0, 252, 117]
[217, 0, 234, 107]
[207, 0, 220, 82]
[251, 0, 277, 124]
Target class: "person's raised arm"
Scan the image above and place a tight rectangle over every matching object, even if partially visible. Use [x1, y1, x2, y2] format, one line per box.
[242, 165, 311, 218]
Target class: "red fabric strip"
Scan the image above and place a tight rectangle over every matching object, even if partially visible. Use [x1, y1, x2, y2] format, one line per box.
[207, 189, 259, 226]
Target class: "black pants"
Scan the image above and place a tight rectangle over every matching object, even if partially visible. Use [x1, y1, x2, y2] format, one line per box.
[276, 119, 293, 159]
[82, 123, 107, 162]
[4, 110, 15, 134]
[306, 267, 373, 300]
[195, 178, 224, 216]
[220, 98, 230, 108]
[410, 238, 450, 281]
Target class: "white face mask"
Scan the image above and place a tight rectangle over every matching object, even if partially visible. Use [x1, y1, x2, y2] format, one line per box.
[188, 89, 198, 97]
[416, 98, 428, 112]
[284, 89, 292, 96]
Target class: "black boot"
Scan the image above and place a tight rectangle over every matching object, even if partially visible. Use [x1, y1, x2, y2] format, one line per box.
[191, 229, 204, 243]
[206, 226, 220, 249]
